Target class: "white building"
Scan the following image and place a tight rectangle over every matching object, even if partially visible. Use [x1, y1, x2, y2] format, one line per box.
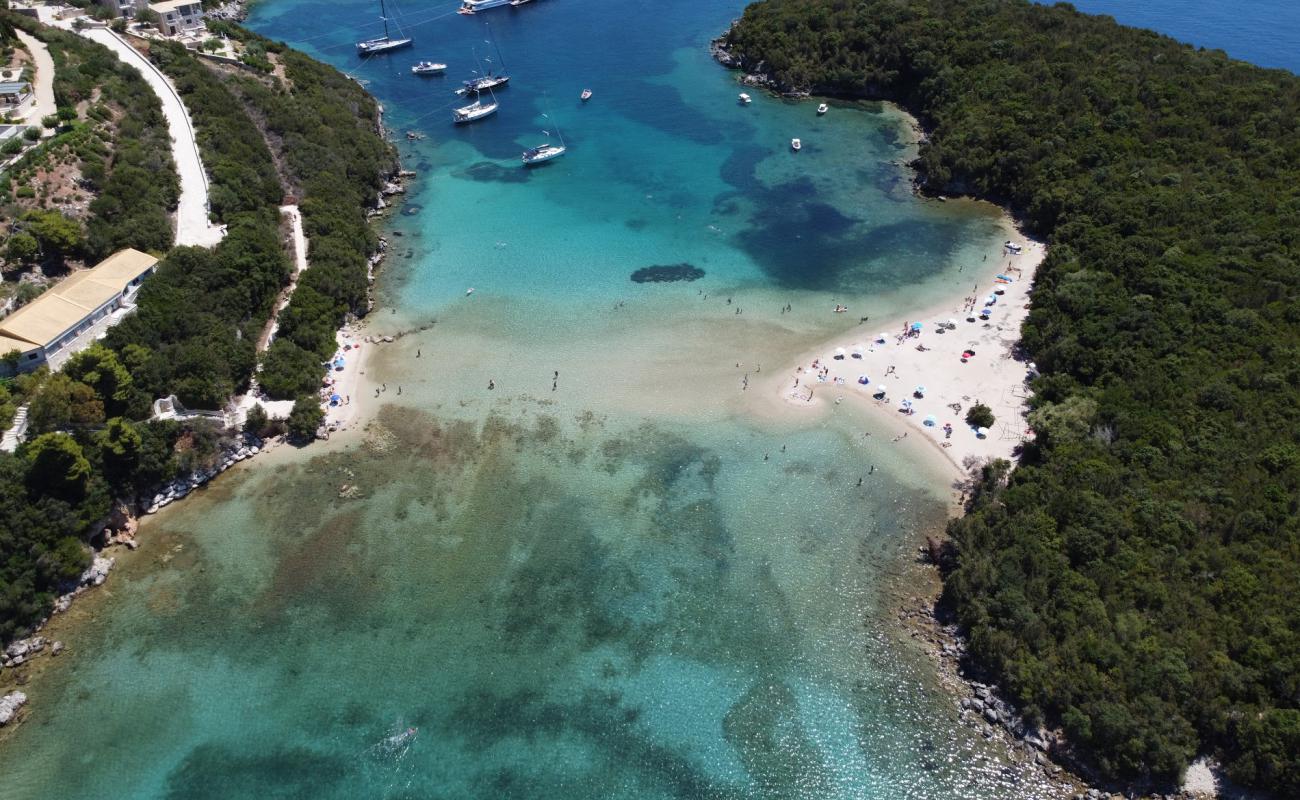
[95, 0, 149, 19]
[149, 0, 205, 36]
[0, 249, 158, 375]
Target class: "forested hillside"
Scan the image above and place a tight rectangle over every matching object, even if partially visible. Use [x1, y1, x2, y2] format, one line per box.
[725, 0, 1300, 794]
[0, 27, 391, 651]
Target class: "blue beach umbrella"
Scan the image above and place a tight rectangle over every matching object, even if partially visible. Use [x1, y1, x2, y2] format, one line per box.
[329, 394, 342, 406]
[910, 322, 923, 331]
[924, 414, 937, 426]
[857, 375, 870, 385]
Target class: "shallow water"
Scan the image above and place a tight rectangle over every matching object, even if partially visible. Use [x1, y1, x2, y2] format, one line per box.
[0, 1, 1066, 797]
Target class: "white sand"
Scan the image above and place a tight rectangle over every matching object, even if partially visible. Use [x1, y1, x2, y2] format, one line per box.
[775, 236, 1047, 478]
[320, 325, 377, 435]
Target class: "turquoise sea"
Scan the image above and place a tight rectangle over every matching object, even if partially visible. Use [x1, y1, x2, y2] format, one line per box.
[0, 1, 1072, 798]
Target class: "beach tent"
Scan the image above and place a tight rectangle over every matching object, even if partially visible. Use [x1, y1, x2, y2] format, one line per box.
[924, 415, 937, 426]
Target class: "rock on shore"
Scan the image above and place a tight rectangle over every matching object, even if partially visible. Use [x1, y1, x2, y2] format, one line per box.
[0, 691, 27, 726]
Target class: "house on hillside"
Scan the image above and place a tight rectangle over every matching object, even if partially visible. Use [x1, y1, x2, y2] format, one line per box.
[149, 0, 205, 37]
[95, 0, 149, 18]
[0, 249, 159, 375]
[0, 81, 32, 111]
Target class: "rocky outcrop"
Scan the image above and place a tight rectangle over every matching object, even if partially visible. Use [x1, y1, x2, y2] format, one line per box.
[50, 555, 115, 615]
[0, 691, 27, 726]
[141, 437, 263, 516]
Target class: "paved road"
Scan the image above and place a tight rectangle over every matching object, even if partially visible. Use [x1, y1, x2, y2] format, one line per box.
[78, 27, 225, 248]
[15, 30, 56, 136]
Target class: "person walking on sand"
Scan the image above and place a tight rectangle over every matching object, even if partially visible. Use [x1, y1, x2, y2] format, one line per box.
[416, 349, 421, 358]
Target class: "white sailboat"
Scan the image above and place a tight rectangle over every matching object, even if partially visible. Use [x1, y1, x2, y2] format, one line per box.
[356, 0, 412, 55]
[454, 87, 499, 124]
[455, 26, 510, 94]
[522, 115, 566, 165]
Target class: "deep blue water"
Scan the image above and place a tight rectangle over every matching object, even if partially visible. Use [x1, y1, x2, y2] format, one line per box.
[1043, 0, 1300, 73]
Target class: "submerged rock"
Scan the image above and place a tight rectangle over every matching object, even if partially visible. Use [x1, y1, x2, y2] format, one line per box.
[630, 263, 706, 283]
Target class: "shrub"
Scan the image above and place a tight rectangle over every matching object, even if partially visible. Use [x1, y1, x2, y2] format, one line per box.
[964, 403, 995, 429]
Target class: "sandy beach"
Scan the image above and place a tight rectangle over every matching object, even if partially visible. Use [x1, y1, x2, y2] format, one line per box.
[771, 230, 1046, 478]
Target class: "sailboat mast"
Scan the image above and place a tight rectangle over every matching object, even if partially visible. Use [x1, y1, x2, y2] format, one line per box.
[380, 0, 391, 40]
[487, 22, 507, 73]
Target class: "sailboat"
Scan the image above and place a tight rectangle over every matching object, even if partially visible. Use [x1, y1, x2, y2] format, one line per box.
[357, 0, 412, 55]
[455, 25, 510, 94]
[522, 115, 566, 165]
[453, 86, 499, 124]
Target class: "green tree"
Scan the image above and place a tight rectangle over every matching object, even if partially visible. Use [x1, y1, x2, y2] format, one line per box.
[24, 432, 91, 499]
[21, 209, 84, 262]
[64, 344, 134, 416]
[97, 417, 142, 489]
[27, 373, 105, 432]
[286, 396, 322, 442]
[6, 232, 39, 264]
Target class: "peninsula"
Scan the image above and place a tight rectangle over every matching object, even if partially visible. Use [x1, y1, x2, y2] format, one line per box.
[724, 0, 1300, 795]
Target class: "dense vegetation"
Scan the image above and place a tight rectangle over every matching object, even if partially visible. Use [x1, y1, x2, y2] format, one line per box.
[1, 14, 178, 272]
[103, 41, 287, 408]
[0, 31, 390, 649]
[726, 0, 1300, 793]
[207, 25, 391, 398]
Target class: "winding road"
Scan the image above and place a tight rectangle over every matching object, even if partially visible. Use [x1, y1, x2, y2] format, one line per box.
[67, 25, 225, 247]
[14, 30, 56, 136]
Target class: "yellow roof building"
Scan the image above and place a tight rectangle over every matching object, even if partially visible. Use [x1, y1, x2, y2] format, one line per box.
[0, 248, 158, 358]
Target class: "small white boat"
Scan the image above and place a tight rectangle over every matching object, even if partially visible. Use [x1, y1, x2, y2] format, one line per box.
[454, 94, 498, 124]
[738, 92, 751, 105]
[460, 0, 511, 12]
[817, 103, 828, 115]
[580, 88, 592, 101]
[411, 61, 446, 75]
[790, 138, 801, 151]
[509, 0, 533, 5]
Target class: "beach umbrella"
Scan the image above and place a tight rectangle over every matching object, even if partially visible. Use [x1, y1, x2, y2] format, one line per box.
[852, 345, 864, 357]
[976, 427, 990, 438]
[834, 346, 846, 357]
[910, 322, 923, 331]
[329, 393, 342, 406]
[876, 332, 888, 343]
[857, 375, 870, 385]
[872, 388, 887, 399]
[914, 385, 926, 396]
[947, 318, 959, 328]
[924, 415, 937, 426]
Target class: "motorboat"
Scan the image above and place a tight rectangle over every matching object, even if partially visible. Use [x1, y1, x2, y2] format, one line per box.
[460, 0, 510, 13]
[580, 88, 592, 101]
[454, 92, 498, 124]
[790, 138, 801, 151]
[412, 61, 446, 75]
[738, 92, 751, 104]
[509, 0, 534, 5]
[356, 0, 412, 55]
[817, 102, 828, 115]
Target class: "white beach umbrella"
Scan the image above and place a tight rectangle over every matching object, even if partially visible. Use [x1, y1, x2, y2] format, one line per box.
[834, 346, 846, 356]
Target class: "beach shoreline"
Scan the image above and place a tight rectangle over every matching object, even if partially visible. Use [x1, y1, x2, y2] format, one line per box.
[770, 225, 1044, 480]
